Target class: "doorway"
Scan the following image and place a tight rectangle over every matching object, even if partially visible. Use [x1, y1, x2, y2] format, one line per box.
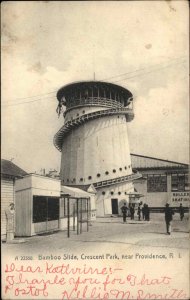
[111, 198, 118, 214]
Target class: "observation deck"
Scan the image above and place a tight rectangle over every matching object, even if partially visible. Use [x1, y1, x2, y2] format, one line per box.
[57, 81, 133, 112]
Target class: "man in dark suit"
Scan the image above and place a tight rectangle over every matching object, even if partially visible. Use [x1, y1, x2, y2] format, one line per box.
[164, 203, 174, 235]
[121, 203, 128, 223]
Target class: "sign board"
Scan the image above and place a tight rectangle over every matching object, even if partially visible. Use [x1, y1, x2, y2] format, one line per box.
[170, 191, 190, 207]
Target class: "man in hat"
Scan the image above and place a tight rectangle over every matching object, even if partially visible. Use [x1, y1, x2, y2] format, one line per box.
[164, 203, 174, 235]
[121, 202, 128, 223]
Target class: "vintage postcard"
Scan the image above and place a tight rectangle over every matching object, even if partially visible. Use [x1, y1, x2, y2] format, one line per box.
[1, 1, 189, 300]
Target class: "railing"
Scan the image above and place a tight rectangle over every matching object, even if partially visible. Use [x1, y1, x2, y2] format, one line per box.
[54, 107, 134, 151]
[65, 97, 125, 111]
[93, 172, 142, 188]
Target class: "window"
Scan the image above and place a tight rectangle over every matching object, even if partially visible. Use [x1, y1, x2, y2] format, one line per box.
[88, 176, 92, 180]
[80, 178, 83, 182]
[113, 169, 116, 173]
[111, 191, 114, 195]
[48, 198, 59, 221]
[97, 173, 101, 177]
[33, 196, 59, 223]
[102, 191, 105, 195]
[171, 173, 189, 191]
[185, 174, 189, 190]
[105, 171, 109, 175]
[119, 168, 122, 171]
[147, 174, 167, 192]
[118, 192, 121, 195]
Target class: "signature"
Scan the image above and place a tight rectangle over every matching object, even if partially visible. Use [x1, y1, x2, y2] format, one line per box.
[3, 262, 188, 299]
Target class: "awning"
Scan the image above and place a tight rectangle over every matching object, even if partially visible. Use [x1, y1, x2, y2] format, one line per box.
[61, 185, 91, 198]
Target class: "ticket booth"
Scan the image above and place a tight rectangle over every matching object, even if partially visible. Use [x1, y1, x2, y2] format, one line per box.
[15, 174, 61, 236]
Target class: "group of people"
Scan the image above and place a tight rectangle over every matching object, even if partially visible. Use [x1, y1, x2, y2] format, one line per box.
[121, 202, 186, 235]
[139, 203, 150, 221]
[121, 202, 150, 223]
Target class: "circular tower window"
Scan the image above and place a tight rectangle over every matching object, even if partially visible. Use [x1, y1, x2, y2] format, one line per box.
[102, 191, 105, 195]
[88, 176, 92, 180]
[80, 178, 83, 182]
[118, 192, 121, 195]
[113, 169, 116, 173]
[105, 171, 109, 175]
[97, 173, 101, 177]
[111, 191, 114, 195]
[119, 168, 122, 171]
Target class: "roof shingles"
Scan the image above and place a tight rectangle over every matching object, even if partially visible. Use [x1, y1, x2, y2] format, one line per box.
[1, 159, 27, 178]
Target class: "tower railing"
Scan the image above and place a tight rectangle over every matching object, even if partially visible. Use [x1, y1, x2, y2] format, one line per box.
[93, 172, 142, 188]
[64, 97, 125, 114]
[54, 107, 134, 151]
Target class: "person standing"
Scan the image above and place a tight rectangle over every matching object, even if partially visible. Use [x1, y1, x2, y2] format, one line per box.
[137, 204, 141, 221]
[5, 203, 15, 242]
[145, 204, 150, 221]
[121, 202, 128, 223]
[142, 204, 146, 220]
[164, 203, 174, 235]
[179, 203, 184, 221]
[130, 205, 135, 220]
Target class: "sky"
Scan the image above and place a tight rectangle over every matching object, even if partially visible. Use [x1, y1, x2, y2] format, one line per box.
[1, 1, 189, 173]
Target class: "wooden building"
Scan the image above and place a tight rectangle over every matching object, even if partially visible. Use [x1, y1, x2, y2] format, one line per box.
[131, 154, 189, 209]
[1, 159, 27, 240]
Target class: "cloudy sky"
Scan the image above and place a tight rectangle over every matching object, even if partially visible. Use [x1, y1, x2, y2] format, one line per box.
[1, 1, 189, 173]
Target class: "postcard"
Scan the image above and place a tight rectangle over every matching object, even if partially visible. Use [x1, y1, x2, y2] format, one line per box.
[1, 1, 189, 300]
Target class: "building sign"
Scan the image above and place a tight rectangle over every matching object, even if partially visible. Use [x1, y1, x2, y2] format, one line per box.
[171, 192, 190, 207]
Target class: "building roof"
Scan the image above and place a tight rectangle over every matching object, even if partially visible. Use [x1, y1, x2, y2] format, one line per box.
[64, 184, 96, 194]
[1, 159, 27, 178]
[61, 186, 92, 198]
[56, 81, 132, 104]
[131, 153, 188, 170]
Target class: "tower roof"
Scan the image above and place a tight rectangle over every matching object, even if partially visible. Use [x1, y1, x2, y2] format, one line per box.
[56, 81, 132, 102]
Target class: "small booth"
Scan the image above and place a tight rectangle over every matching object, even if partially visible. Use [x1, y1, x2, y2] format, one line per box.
[15, 174, 61, 236]
[15, 175, 95, 237]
